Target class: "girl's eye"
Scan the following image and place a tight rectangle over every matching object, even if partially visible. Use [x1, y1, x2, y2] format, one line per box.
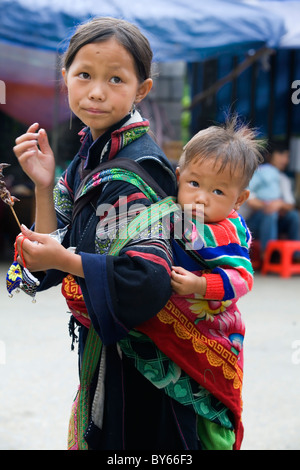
[189, 180, 199, 187]
[110, 76, 122, 84]
[213, 189, 223, 195]
[78, 72, 90, 79]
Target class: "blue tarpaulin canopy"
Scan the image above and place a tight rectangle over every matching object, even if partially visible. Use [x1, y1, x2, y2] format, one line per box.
[0, 0, 287, 58]
[0, 0, 294, 127]
[254, 0, 300, 49]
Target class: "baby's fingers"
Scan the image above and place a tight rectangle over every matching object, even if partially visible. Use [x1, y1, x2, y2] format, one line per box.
[171, 270, 183, 282]
[171, 265, 187, 276]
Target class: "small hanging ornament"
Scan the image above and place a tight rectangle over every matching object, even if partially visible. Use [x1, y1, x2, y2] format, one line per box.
[6, 261, 23, 297]
[19, 267, 40, 303]
[6, 234, 40, 302]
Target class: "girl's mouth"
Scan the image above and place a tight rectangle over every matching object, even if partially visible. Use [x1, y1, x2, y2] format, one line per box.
[85, 108, 107, 114]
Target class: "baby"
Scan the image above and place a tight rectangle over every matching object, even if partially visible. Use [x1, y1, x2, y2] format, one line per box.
[171, 115, 264, 299]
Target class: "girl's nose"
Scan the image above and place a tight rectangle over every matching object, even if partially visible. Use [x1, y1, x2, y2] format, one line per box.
[89, 83, 105, 101]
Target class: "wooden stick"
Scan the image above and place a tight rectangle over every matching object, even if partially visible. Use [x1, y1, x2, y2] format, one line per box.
[9, 205, 22, 230]
[0, 163, 22, 230]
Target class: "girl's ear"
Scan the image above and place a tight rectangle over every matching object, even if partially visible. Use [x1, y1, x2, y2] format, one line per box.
[61, 68, 68, 86]
[135, 78, 153, 103]
[175, 167, 180, 183]
[234, 189, 250, 211]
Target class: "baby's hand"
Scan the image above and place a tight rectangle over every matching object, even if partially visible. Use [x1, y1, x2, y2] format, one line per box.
[171, 266, 205, 296]
[13, 123, 55, 190]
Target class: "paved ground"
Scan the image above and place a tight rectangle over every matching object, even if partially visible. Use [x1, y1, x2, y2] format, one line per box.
[0, 261, 300, 450]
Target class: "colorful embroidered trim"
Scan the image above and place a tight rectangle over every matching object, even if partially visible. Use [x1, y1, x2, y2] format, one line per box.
[68, 325, 102, 450]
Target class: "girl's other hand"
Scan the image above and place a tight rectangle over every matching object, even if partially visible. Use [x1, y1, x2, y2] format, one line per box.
[13, 123, 56, 190]
[15, 225, 84, 277]
[15, 227, 65, 273]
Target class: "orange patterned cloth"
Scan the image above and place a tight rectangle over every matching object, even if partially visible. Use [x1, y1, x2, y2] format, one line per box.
[61, 275, 91, 328]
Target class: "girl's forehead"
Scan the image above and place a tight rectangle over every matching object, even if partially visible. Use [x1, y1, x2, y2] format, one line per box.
[76, 38, 128, 58]
[69, 39, 137, 73]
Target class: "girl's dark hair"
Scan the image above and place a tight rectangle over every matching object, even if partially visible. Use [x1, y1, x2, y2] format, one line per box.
[178, 115, 265, 188]
[63, 17, 153, 82]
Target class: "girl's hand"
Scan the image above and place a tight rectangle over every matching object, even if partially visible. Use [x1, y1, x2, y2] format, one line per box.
[13, 123, 55, 190]
[15, 225, 84, 277]
[171, 265, 206, 296]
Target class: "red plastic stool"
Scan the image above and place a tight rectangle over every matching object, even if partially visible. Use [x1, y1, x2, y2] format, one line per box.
[261, 240, 300, 278]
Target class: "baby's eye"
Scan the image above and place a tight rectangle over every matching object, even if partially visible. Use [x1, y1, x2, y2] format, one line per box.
[78, 72, 90, 80]
[189, 180, 199, 187]
[110, 76, 122, 84]
[213, 188, 224, 195]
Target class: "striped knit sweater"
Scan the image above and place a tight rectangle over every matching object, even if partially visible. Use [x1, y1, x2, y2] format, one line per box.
[193, 209, 253, 302]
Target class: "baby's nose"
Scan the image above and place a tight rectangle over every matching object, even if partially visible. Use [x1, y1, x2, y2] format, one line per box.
[195, 190, 208, 205]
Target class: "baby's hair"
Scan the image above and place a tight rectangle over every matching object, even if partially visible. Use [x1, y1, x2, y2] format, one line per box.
[178, 115, 265, 188]
[63, 17, 153, 83]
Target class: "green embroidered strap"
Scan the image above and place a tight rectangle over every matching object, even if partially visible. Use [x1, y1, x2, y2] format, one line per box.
[79, 326, 102, 447]
[80, 324, 102, 383]
[68, 325, 102, 450]
[79, 168, 160, 203]
[109, 196, 179, 255]
[72, 158, 169, 222]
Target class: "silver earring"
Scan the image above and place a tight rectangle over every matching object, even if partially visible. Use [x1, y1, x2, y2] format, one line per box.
[130, 104, 136, 117]
[69, 111, 73, 130]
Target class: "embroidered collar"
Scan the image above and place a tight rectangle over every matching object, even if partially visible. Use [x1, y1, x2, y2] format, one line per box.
[78, 111, 150, 170]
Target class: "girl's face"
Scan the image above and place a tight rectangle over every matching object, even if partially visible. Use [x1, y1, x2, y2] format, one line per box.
[176, 157, 249, 224]
[62, 38, 152, 140]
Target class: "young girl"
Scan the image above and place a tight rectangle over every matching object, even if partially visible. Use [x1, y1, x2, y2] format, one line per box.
[12, 17, 187, 450]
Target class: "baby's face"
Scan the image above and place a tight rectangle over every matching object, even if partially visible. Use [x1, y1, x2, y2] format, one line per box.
[176, 157, 249, 224]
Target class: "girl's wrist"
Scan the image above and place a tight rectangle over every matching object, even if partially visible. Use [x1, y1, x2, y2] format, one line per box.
[35, 183, 54, 196]
[59, 250, 84, 278]
[34, 186, 57, 233]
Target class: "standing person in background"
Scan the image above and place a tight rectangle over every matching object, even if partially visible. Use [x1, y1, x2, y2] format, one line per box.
[245, 141, 300, 255]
